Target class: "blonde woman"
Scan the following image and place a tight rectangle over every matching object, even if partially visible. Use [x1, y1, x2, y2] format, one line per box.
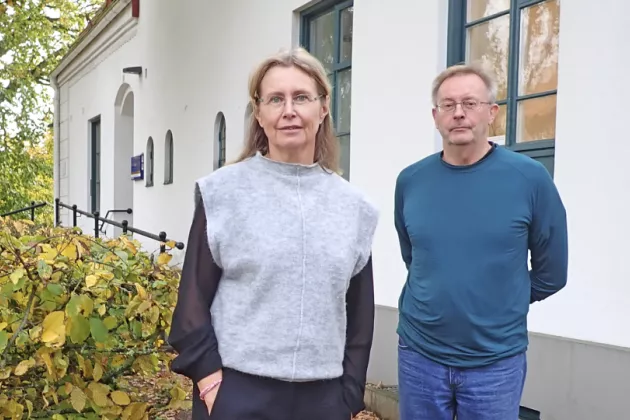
[168, 47, 379, 420]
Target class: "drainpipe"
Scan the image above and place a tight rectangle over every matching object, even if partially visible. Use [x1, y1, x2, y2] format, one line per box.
[50, 73, 61, 224]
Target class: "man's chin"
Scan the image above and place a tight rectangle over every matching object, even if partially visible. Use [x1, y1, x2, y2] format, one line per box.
[447, 135, 474, 145]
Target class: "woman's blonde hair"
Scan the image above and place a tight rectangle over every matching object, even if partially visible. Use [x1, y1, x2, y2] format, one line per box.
[235, 47, 340, 173]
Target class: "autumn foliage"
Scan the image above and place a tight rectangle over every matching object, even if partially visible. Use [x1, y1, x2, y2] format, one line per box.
[0, 216, 188, 419]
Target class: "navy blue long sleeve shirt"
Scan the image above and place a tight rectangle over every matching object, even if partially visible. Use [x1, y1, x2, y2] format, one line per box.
[394, 143, 568, 368]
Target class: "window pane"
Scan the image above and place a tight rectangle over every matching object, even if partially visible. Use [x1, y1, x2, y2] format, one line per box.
[489, 104, 507, 145]
[516, 94, 556, 142]
[340, 7, 353, 62]
[466, 14, 510, 101]
[518, 0, 560, 95]
[336, 69, 352, 134]
[467, 0, 510, 22]
[339, 134, 350, 181]
[309, 11, 335, 73]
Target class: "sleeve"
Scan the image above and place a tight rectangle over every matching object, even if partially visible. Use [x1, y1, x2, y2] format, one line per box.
[342, 255, 375, 417]
[167, 194, 223, 382]
[528, 167, 569, 303]
[394, 173, 412, 269]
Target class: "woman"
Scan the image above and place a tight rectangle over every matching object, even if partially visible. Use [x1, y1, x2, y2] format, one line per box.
[168, 47, 379, 420]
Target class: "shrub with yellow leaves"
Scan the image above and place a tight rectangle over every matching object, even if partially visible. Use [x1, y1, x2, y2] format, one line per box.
[0, 216, 185, 419]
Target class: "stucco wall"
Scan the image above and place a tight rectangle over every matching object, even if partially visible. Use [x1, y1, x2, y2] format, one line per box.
[54, 0, 630, 349]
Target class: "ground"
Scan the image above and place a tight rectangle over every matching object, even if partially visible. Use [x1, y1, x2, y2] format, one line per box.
[131, 357, 381, 419]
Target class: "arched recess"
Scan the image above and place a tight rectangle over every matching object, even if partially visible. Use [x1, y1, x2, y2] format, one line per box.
[244, 102, 253, 140]
[164, 130, 173, 184]
[146, 137, 154, 187]
[214, 112, 227, 170]
[113, 83, 134, 235]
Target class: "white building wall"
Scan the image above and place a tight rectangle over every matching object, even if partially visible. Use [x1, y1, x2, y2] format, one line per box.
[526, 0, 630, 348]
[54, 0, 630, 349]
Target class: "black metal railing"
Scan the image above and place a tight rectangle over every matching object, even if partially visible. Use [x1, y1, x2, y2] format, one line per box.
[1, 201, 48, 221]
[100, 208, 133, 233]
[54, 199, 184, 253]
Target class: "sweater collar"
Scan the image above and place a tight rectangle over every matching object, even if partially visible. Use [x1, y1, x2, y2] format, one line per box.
[251, 151, 325, 177]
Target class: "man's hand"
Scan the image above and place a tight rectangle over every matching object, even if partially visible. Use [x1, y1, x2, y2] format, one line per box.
[198, 369, 223, 415]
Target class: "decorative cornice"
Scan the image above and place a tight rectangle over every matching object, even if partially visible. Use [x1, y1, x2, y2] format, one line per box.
[50, 0, 135, 81]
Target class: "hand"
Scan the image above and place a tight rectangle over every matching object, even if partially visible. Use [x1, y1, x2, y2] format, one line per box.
[202, 383, 221, 415]
[197, 369, 223, 415]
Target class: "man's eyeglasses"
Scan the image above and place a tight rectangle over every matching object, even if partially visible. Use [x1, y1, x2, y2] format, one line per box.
[436, 100, 492, 113]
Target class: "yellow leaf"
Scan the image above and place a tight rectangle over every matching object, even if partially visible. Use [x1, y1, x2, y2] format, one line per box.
[61, 243, 78, 260]
[98, 304, 106, 316]
[85, 275, 98, 288]
[93, 362, 103, 382]
[134, 284, 147, 300]
[41, 311, 66, 345]
[166, 240, 176, 248]
[0, 322, 7, 331]
[111, 390, 131, 406]
[13, 358, 35, 376]
[70, 387, 87, 413]
[87, 382, 110, 407]
[122, 402, 147, 420]
[9, 267, 25, 284]
[157, 253, 172, 265]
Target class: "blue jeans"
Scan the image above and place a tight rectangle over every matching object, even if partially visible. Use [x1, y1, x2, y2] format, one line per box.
[398, 336, 527, 420]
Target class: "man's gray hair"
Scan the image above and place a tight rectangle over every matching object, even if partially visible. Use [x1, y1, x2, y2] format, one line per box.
[431, 62, 498, 106]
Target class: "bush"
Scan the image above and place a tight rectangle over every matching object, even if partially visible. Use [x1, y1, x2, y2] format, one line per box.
[0, 217, 184, 419]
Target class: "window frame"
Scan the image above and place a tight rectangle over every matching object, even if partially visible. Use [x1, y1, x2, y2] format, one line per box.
[301, 0, 354, 179]
[447, 0, 558, 175]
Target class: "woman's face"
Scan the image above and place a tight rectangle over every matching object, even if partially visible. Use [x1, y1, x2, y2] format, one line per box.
[256, 66, 328, 156]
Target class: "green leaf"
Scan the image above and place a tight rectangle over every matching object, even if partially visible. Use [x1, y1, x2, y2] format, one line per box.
[69, 315, 90, 344]
[47, 283, 64, 296]
[89, 318, 108, 343]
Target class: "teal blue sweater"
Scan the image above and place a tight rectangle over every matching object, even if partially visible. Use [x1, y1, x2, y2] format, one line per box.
[394, 143, 568, 368]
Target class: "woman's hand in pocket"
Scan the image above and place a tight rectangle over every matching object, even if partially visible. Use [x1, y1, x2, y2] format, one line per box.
[197, 370, 223, 416]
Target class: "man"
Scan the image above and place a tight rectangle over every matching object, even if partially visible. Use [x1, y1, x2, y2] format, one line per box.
[394, 63, 568, 420]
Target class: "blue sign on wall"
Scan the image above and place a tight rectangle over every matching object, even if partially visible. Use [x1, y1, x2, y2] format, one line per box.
[131, 154, 144, 180]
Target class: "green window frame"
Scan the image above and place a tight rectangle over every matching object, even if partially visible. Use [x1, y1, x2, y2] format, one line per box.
[301, 0, 353, 180]
[447, 0, 560, 176]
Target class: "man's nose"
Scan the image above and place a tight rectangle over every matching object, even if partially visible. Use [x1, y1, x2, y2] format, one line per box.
[453, 103, 466, 118]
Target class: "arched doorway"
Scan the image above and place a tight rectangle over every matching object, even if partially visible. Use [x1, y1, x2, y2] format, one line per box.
[113, 84, 134, 236]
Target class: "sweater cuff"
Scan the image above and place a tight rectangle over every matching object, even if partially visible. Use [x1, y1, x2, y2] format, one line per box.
[169, 328, 223, 383]
[341, 373, 366, 416]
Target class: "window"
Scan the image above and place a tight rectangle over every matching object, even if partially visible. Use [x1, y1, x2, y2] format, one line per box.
[215, 112, 226, 169]
[301, 0, 353, 180]
[164, 130, 174, 184]
[146, 137, 154, 187]
[447, 0, 560, 176]
[89, 117, 101, 213]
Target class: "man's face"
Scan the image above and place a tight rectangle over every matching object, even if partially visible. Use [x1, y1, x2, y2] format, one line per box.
[432, 73, 498, 146]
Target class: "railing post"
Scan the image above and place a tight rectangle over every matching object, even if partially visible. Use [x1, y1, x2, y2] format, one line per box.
[30, 201, 36, 221]
[72, 205, 77, 227]
[93, 212, 99, 239]
[159, 231, 166, 253]
[55, 198, 60, 226]
[122, 220, 128, 235]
